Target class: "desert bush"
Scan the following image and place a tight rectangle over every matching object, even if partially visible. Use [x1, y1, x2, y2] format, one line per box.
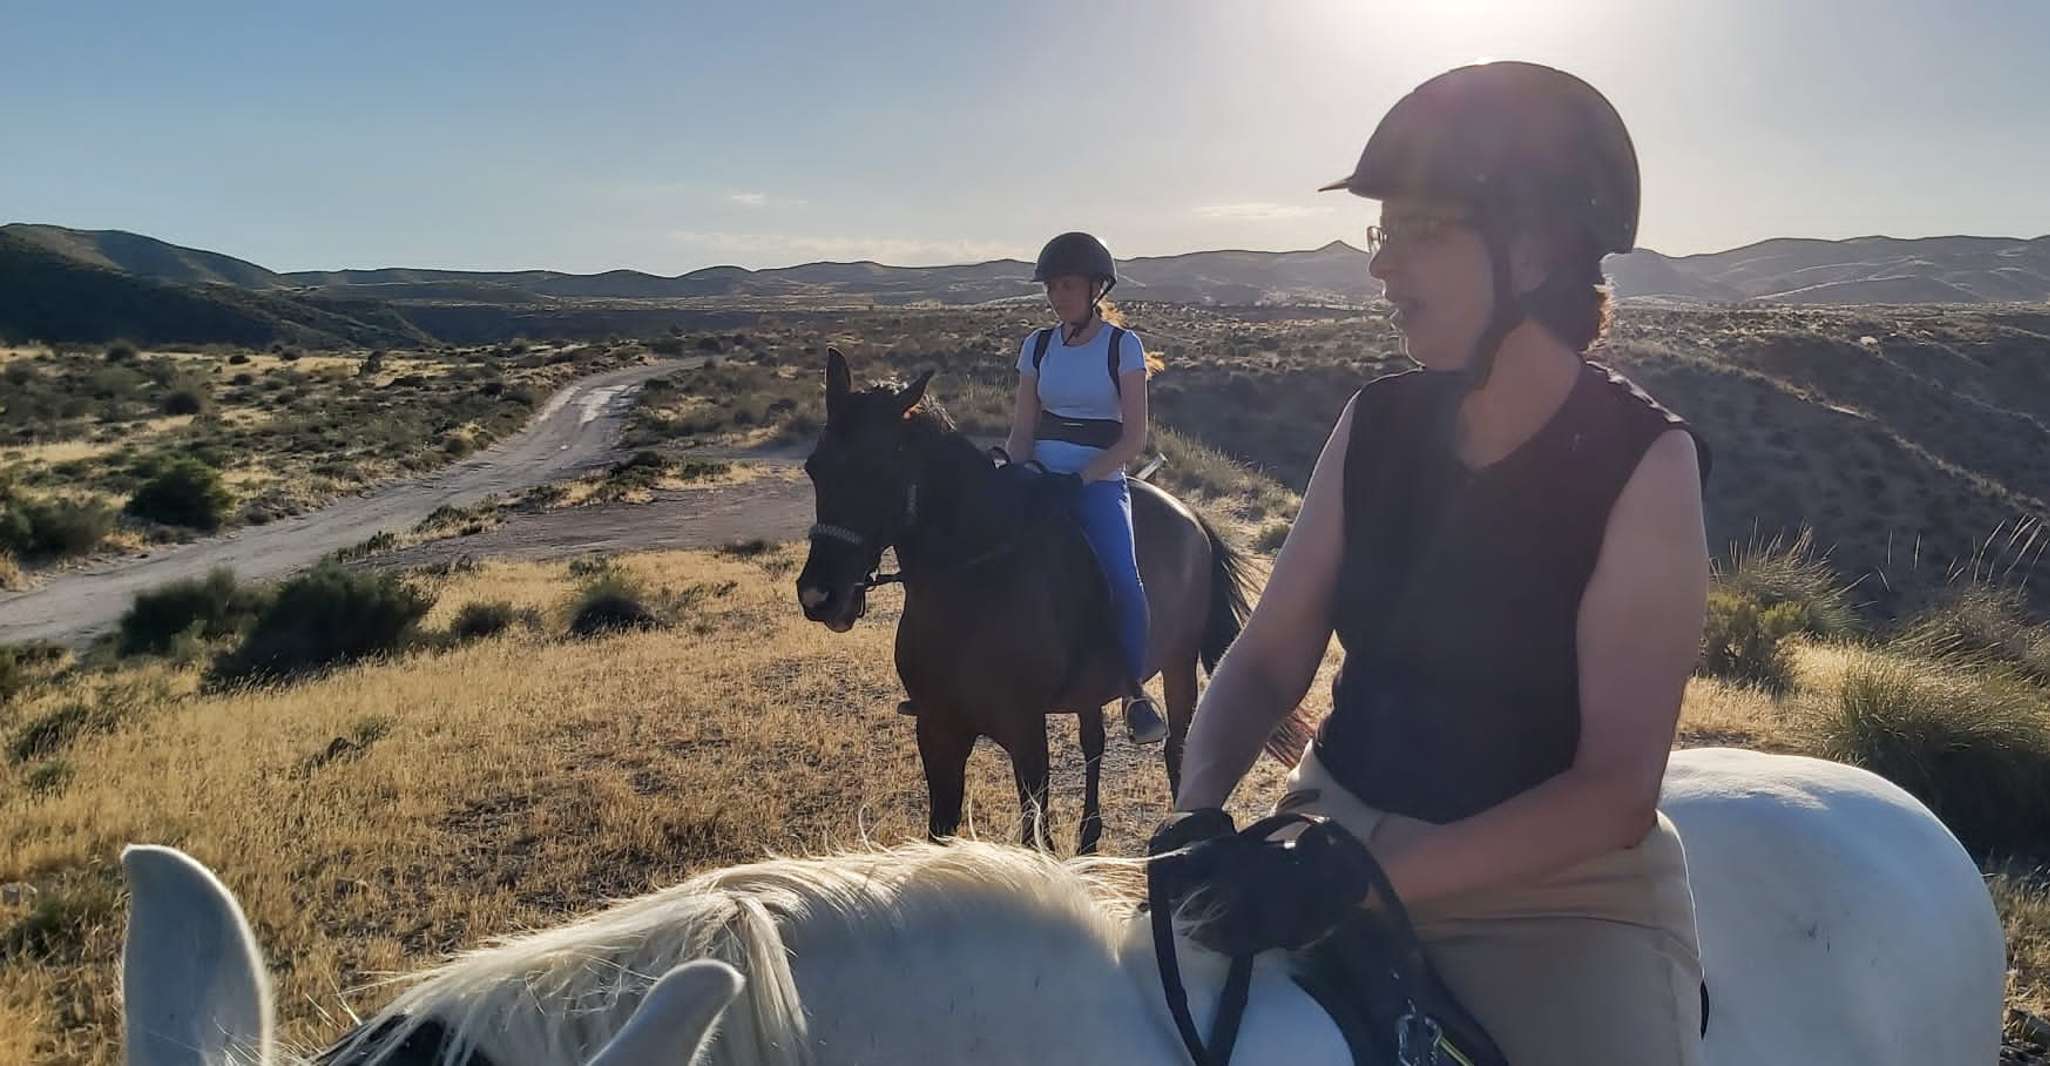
[210, 563, 432, 684]
[1714, 528, 1859, 637]
[1699, 589, 1805, 692]
[117, 568, 267, 656]
[1805, 651, 2050, 858]
[161, 385, 210, 416]
[0, 497, 115, 559]
[103, 340, 137, 362]
[1897, 583, 2050, 685]
[125, 458, 233, 531]
[568, 569, 662, 637]
[447, 600, 538, 643]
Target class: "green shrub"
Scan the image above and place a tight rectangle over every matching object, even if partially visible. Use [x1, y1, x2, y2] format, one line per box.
[1807, 652, 2050, 858]
[447, 600, 536, 643]
[1715, 528, 1859, 637]
[0, 497, 115, 559]
[1898, 584, 2050, 685]
[125, 458, 233, 532]
[1699, 589, 1805, 692]
[118, 569, 267, 656]
[568, 570, 662, 637]
[227, 352, 252, 366]
[104, 340, 137, 362]
[210, 563, 433, 684]
[161, 385, 209, 416]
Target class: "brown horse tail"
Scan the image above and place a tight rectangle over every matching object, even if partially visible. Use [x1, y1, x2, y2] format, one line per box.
[1196, 512, 1311, 768]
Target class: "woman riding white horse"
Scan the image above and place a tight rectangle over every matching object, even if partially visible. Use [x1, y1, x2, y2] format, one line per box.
[115, 60, 2005, 1066]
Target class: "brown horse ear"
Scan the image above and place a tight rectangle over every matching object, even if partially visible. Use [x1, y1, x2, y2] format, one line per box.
[825, 348, 852, 421]
[897, 370, 933, 418]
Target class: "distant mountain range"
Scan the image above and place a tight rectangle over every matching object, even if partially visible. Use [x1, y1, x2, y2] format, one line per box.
[2, 222, 2044, 346]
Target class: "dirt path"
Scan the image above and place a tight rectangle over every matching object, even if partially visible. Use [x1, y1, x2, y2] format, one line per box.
[359, 471, 814, 572]
[0, 358, 704, 646]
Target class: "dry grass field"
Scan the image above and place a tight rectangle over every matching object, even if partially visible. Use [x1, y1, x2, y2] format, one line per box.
[2, 538, 2047, 1063]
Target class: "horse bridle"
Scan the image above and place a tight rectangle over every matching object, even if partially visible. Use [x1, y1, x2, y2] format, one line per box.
[808, 469, 1072, 591]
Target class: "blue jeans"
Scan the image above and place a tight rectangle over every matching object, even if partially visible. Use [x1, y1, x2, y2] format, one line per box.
[1070, 475, 1150, 685]
[1028, 443, 1149, 686]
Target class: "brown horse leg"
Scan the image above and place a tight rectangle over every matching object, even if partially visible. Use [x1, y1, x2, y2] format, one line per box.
[1162, 653, 1199, 803]
[916, 712, 976, 843]
[1006, 719, 1054, 850]
[1077, 706, 1105, 855]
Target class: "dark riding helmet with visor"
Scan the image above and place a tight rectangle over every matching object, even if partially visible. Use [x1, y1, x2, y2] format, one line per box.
[1034, 231, 1119, 331]
[1321, 61, 1640, 388]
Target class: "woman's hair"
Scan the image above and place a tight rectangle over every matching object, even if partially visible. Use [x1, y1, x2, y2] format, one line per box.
[1094, 298, 1165, 376]
[1518, 221, 1613, 353]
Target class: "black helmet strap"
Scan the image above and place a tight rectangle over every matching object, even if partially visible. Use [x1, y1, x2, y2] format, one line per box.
[1465, 219, 1526, 394]
[1060, 276, 1116, 343]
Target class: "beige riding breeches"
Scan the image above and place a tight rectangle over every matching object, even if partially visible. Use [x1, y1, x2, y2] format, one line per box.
[1280, 745, 1707, 1066]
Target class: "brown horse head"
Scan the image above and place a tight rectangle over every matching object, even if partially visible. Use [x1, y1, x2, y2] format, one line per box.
[796, 347, 934, 631]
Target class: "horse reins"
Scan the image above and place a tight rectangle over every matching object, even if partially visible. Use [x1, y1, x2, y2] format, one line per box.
[1149, 854, 1255, 1066]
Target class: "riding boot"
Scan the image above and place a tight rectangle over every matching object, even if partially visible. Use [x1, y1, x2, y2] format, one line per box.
[1124, 691, 1166, 745]
[896, 699, 918, 716]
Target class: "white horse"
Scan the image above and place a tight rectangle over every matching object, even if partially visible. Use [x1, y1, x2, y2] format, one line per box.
[122, 748, 2004, 1066]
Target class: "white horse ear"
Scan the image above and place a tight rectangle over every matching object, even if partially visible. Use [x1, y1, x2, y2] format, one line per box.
[121, 845, 274, 1066]
[585, 960, 745, 1066]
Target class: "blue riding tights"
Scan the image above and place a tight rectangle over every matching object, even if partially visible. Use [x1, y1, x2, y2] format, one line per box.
[1068, 475, 1150, 686]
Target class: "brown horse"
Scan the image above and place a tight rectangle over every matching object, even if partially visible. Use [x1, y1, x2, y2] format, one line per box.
[796, 349, 1306, 853]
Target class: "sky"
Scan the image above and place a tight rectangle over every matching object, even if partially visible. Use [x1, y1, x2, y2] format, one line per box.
[5, 0, 2047, 274]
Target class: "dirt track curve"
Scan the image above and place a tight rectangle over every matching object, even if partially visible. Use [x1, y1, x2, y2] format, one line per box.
[0, 358, 724, 646]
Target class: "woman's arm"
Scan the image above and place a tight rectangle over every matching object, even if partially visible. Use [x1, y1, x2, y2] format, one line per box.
[1369, 429, 1710, 905]
[1004, 373, 1040, 462]
[1174, 396, 1357, 809]
[1081, 369, 1150, 482]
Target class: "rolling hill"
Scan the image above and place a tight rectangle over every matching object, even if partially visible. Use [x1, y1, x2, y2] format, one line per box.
[3, 222, 2046, 348]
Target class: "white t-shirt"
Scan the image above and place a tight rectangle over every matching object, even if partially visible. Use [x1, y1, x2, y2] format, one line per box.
[1015, 324, 1147, 421]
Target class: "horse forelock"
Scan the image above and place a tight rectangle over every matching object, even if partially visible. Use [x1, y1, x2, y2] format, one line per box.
[331, 840, 1144, 1066]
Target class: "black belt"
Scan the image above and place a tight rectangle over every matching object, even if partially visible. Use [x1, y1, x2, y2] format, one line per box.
[1037, 411, 1123, 449]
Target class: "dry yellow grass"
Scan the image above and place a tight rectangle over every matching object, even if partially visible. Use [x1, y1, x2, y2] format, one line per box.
[1, 552, 2042, 1063]
[0, 548, 1290, 1063]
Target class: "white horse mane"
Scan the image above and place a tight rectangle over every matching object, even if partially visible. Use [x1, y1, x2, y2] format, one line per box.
[330, 840, 1147, 1066]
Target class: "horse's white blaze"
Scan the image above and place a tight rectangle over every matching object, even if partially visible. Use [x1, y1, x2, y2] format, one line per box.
[120, 749, 2004, 1066]
[120, 845, 273, 1066]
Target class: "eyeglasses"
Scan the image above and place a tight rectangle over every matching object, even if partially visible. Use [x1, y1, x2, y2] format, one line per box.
[1365, 211, 1473, 255]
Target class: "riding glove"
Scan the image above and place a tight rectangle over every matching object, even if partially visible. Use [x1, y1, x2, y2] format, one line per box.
[1179, 816, 1382, 956]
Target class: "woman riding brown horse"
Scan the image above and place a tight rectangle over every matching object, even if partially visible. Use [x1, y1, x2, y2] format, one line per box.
[796, 350, 1305, 852]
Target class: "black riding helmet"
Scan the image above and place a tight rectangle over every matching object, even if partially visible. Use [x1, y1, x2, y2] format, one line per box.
[1321, 62, 1639, 386]
[1034, 232, 1119, 333]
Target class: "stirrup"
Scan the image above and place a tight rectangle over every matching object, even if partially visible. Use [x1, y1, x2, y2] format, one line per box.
[1124, 694, 1166, 745]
